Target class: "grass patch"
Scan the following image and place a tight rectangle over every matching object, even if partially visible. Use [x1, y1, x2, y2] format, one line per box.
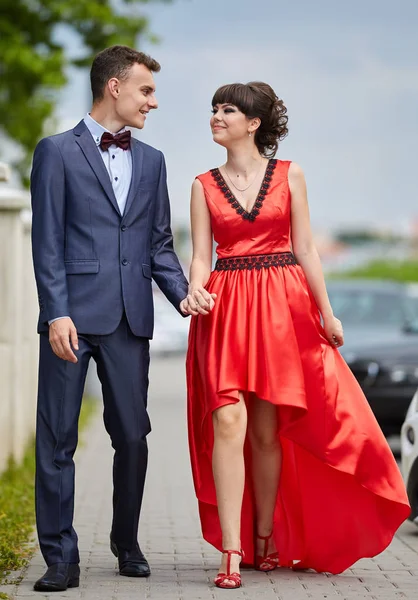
[0, 444, 36, 578]
[330, 260, 418, 283]
[78, 395, 98, 435]
[0, 396, 97, 585]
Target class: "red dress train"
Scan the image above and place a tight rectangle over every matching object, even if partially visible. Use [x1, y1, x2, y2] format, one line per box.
[186, 159, 410, 574]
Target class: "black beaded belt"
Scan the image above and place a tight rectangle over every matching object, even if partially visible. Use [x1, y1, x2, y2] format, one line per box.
[214, 252, 298, 271]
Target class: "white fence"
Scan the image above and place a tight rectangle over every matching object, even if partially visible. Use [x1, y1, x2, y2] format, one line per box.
[0, 164, 39, 473]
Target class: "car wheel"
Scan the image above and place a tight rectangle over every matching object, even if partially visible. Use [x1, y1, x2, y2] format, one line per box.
[406, 456, 418, 523]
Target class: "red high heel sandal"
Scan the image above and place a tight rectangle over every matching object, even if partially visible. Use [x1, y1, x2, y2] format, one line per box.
[255, 531, 279, 572]
[214, 549, 244, 589]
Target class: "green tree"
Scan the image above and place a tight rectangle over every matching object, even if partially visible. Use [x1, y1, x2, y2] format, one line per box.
[0, 0, 169, 185]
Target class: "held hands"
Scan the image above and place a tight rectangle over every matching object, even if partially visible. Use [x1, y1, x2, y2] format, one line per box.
[49, 317, 79, 363]
[180, 285, 217, 316]
[324, 315, 344, 348]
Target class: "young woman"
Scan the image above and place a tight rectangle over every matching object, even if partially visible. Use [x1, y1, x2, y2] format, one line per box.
[181, 82, 410, 589]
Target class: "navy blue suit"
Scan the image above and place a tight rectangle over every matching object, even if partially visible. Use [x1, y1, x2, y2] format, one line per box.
[30, 120, 188, 565]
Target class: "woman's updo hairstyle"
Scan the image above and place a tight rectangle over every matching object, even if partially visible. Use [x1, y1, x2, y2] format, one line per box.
[211, 81, 288, 158]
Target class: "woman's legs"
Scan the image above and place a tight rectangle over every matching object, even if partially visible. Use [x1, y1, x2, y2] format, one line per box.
[212, 393, 247, 583]
[248, 395, 282, 563]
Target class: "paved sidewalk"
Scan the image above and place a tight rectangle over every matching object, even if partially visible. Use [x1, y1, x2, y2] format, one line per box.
[5, 355, 418, 599]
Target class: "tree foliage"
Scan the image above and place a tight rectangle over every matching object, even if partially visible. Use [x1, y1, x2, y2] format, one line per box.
[0, 0, 169, 184]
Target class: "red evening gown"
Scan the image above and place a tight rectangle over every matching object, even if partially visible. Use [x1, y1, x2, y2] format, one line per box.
[186, 159, 410, 575]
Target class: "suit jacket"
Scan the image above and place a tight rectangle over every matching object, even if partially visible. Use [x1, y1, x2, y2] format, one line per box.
[30, 119, 189, 337]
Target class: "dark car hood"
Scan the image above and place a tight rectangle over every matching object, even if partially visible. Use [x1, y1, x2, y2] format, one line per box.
[339, 326, 418, 364]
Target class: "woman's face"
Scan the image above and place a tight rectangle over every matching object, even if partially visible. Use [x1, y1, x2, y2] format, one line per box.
[210, 103, 251, 147]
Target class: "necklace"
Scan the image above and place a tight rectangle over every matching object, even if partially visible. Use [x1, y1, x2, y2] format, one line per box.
[223, 160, 264, 193]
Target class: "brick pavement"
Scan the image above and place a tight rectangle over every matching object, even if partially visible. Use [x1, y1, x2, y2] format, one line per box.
[4, 355, 418, 599]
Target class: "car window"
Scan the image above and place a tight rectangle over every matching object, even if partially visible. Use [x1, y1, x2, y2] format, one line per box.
[405, 295, 418, 321]
[327, 289, 410, 326]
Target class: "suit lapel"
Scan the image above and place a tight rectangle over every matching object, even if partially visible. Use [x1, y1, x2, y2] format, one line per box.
[122, 139, 144, 220]
[73, 120, 121, 217]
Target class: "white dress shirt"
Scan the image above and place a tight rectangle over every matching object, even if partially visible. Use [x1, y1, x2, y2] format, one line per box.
[83, 113, 132, 215]
[48, 114, 133, 325]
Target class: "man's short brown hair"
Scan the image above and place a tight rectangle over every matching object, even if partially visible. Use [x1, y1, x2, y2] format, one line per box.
[90, 45, 161, 102]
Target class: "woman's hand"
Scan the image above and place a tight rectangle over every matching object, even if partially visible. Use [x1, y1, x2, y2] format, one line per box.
[180, 285, 217, 316]
[324, 316, 344, 348]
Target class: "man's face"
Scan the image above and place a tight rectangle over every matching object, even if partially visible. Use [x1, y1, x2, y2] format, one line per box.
[114, 63, 158, 129]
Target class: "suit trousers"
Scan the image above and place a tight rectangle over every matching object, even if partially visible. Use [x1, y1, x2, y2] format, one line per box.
[35, 314, 151, 565]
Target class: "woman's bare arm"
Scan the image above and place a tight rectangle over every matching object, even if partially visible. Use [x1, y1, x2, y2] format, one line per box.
[180, 179, 217, 316]
[289, 162, 343, 347]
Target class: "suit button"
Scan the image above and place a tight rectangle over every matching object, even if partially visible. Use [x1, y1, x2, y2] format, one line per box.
[121, 225, 127, 231]
[122, 259, 128, 266]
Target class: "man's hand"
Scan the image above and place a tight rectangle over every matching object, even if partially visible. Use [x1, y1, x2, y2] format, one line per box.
[49, 317, 79, 363]
[180, 297, 191, 316]
[180, 286, 217, 316]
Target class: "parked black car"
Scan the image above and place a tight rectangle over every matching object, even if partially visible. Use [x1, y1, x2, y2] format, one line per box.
[326, 280, 418, 436]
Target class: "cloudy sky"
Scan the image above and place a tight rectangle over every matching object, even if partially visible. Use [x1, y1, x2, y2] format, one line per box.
[57, 0, 418, 233]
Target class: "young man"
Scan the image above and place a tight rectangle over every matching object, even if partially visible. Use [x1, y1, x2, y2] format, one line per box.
[30, 45, 189, 592]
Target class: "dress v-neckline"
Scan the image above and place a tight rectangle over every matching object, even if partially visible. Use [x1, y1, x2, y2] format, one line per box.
[210, 159, 277, 222]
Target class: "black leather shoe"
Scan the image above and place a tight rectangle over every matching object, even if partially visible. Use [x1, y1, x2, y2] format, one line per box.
[34, 563, 80, 592]
[110, 539, 151, 577]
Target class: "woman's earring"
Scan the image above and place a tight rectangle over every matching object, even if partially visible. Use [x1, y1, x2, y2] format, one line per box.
[248, 132, 252, 137]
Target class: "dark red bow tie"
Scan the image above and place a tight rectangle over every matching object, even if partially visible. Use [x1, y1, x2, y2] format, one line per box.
[100, 130, 131, 151]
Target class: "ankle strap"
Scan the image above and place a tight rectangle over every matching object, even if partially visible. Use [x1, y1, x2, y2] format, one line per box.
[221, 549, 243, 558]
[221, 549, 243, 577]
[256, 532, 273, 560]
[256, 531, 273, 541]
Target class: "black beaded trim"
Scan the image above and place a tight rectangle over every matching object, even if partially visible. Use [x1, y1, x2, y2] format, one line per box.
[210, 159, 277, 222]
[215, 252, 297, 271]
